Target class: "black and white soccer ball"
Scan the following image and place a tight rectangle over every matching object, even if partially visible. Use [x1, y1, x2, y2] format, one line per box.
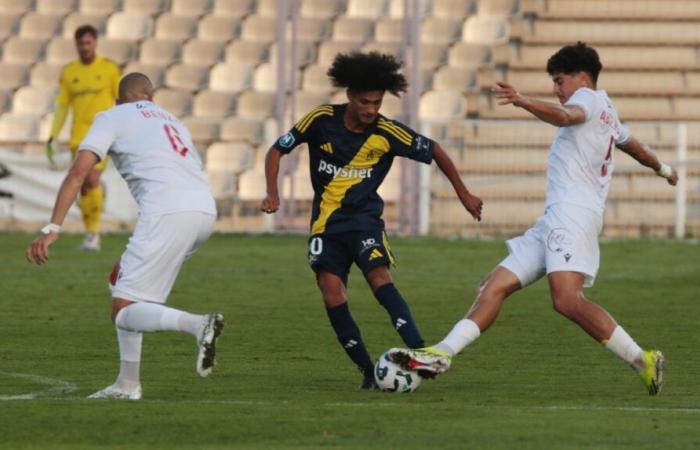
[374, 350, 422, 393]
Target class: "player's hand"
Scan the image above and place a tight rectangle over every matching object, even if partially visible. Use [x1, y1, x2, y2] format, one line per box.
[26, 232, 59, 265]
[46, 138, 58, 170]
[460, 192, 483, 221]
[667, 167, 679, 186]
[491, 82, 526, 107]
[260, 193, 280, 214]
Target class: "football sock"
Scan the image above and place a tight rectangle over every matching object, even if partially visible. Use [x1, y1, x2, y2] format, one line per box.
[79, 185, 103, 234]
[373, 283, 424, 348]
[115, 327, 142, 390]
[434, 319, 481, 356]
[603, 325, 644, 371]
[326, 302, 375, 377]
[115, 302, 204, 337]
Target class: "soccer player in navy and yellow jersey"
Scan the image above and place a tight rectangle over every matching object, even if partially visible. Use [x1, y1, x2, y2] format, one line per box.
[46, 25, 121, 251]
[261, 52, 483, 389]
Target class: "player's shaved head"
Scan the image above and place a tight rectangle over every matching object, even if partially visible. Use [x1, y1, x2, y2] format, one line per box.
[118, 72, 154, 104]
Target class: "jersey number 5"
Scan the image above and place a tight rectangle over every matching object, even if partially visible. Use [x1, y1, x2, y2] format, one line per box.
[163, 123, 189, 157]
[601, 135, 614, 177]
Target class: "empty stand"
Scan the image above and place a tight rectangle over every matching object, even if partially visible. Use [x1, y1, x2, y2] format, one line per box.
[181, 39, 225, 67]
[153, 88, 192, 117]
[171, 0, 212, 17]
[224, 40, 269, 66]
[165, 64, 209, 92]
[0, 63, 29, 90]
[37, 0, 77, 15]
[106, 12, 153, 41]
[19, 12, 62, 40]
[62, 12, 108, 38]
[300, 0, 344, 19]
[80, 0, 121, 15]
[154, 13, 198, 42]
[29, 63, 62, 87]
[12, 86, 57, 116]
[213, 0, 255, 18]
[123, 62, 165, 86]
[346, 0, 388, 18]
[197, 15, 241, 42]
[139, 38, 181, 65]
[2, 37, 46, 65]
[98, 39, 137, 65]
[193, 90, 237, 118]
[209, 62, 254, 93]
[419, 90, 468, 120]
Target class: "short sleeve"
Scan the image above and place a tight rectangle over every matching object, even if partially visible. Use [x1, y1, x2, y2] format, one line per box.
[565, 88, 597, 122]
[78, 112, 116, 161]
[272, 105, 332, 154]
[379, 119, 434, 164]
[616, 122, 632, 146]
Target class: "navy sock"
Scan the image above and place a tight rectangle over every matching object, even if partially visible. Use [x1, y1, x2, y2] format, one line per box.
[374, 283, 424, 349]
[326, 302, 374, 377]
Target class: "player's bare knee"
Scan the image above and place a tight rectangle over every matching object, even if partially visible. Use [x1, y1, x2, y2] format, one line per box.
[551, 292, 581, 319]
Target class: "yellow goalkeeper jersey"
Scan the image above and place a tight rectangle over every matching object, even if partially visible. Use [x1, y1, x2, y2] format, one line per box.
[52, 56, 121, 150]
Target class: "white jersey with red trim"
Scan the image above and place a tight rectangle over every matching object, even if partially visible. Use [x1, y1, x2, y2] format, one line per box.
[545, 88, 631, 216]
[79, 100, 216, 217]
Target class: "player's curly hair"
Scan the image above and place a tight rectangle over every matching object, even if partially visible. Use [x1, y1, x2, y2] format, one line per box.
[546, 41, 603, 84]
[327, 51, 408, 96]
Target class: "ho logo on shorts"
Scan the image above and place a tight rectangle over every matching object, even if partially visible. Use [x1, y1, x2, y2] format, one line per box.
[546, 228, 572, 254]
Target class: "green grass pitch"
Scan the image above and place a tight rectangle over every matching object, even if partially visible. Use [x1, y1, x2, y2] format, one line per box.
[1, 232, 699, 449]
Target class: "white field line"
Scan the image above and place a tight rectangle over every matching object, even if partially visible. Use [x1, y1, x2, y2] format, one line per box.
[0, 371, 77, 400]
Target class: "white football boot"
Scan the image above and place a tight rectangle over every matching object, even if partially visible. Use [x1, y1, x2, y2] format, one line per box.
[196, 313, 225, 377]
[80, 233, 101, 251]
[87, 383, 142, 400]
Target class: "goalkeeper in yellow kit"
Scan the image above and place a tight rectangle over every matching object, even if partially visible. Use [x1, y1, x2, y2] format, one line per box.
[46, 25, 121, 251]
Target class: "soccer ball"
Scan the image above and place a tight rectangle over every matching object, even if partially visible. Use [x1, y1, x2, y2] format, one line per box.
[374, 351, 422, 393]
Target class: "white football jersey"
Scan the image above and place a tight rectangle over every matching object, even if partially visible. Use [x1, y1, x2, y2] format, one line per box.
[545, 88, 631, 216]
[79, 101, 216, 217]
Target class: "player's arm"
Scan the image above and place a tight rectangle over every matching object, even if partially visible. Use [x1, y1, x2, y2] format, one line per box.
[616, 136, 678, 186]
[433, 143, 483, 221]
[261, 146, 284, 213]
[47, 71, 72, 166]
[491, 82, 586, 127]
[26, 150, 99, 264]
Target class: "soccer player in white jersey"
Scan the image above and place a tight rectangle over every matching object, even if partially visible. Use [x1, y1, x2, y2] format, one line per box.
[390, 42, 678, 395]
[26, 73, 224, 400]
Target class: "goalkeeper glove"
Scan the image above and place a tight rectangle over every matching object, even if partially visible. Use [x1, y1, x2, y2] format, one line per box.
[46, 138, 57, 170]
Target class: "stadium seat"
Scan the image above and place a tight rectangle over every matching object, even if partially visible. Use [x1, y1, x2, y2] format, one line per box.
[171, 0, 212, 17]
[29, 63, 62, 88]
[346, 0, 389, 18]
[0, 63, 29, 90]
[46, 38, 76, 65]
[361, 42, 400, 58]
[605, 97, 674, 121]
[432, 0, 475, 19]
[472, 120, 555, 146]
[19, 13, 62, 40]
[374, 18, 403, 44]
[206, 141, 254, 175]
[139, 39, 181, 65]
[292, 92, 331, 119]
[687, 72, 700, 95]
[447, 42, 491, 69]
[0, 89, 11, 114]
[0, 13, 19, 41]
[61, 12, 108, 38]
[301, 64, 335, 94]
[37, 0, 78, 15]
[332, 17, 375, 44]
[209, 62, 254, 93]
[219, 117, 264, 143]
[165, 64, 209, 92]
[536, 0, 700, 20]
[154, 14, 198, 42]
[123, 0, 169, 15]
[378, 94, 403, 119]
[299, 0, 344, 19]
[476, 0, 519, 16]
[197, 15, 241, 43]
[388, 0, 432, 18]
[224, 40, 269, 66]
[269, 41, 317, 68]
[674, 98, 700, 120]
[98, 39, 137, 65]
[462, 15, 509, 44]
[256, 0, 279, 17]
[123, 62, 165, 86]
[286, 18, 330, 43]
[236, 91, 276, 119]
[419, 90, 467, 120]
[182, 40, 225, 67]
[254, 63, 302, 93]
[240, 15, 277, 43]
[11, 86, 57, 116]
[153, 88, 192, 116]
[213, 0, 255, 18]
[0, 114, 39, 141]
[106, 12, 153, 41]
[193, 90, 237, 118]
[432, 67, 479, 92]
[419, 18, 462, 45]
[316, 42, 361, 67]
[0, 0, 34, 14]
[181, 116, 221, 142]
[80, 0, 121, 14]
[2, 38, 46, 65]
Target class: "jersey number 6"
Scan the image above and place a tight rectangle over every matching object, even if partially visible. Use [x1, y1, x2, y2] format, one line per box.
[163, 123, 189, 157]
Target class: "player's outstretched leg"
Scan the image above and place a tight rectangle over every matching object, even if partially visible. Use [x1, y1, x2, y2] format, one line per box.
[196, 313, 225, 378]
[388, 346, 452, 376]
[638, 349, 664, 395]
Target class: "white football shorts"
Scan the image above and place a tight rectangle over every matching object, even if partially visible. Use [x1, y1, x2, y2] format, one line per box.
[499, 203, 603, 288]
[110, 211, 216, 303]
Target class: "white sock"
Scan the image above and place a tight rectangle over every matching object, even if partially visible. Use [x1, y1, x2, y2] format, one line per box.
[115, 327, 142, 390]
[433, 319, 481, 356]
[115, 302, 204, 337]
[605, 325, 644, 371]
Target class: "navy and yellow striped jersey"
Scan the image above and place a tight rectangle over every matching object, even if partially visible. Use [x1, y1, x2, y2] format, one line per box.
[273, 104, 435, 235]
